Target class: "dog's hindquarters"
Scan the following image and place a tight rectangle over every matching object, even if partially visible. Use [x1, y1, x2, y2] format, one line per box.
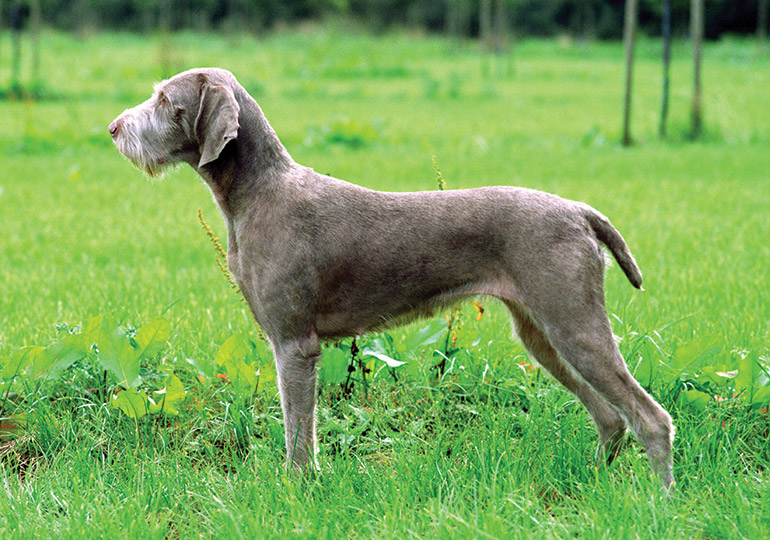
[500, 203, 674, 489]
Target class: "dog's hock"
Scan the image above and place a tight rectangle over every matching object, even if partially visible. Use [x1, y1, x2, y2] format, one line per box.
[195, 83, 240, 168]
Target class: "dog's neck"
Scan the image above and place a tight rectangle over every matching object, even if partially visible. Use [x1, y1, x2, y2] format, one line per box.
[195, 92, 293, 222]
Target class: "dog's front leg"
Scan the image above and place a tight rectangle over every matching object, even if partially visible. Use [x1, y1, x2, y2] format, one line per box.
[273, 334, 321, 472]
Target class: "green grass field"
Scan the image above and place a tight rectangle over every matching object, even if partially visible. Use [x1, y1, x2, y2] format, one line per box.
[0, 27, 769, 538]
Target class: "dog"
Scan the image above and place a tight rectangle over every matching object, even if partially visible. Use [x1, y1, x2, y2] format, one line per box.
[110, 68, 674, 489]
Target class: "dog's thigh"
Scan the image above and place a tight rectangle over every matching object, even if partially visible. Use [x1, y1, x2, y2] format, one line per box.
[507, 302, 626, 463]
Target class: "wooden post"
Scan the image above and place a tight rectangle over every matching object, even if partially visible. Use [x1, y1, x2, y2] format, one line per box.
[622, 0, 639, 146]
[691, 0, 704, 139]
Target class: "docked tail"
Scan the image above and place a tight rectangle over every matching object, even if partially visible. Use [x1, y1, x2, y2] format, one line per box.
[584, 208, 643, 290]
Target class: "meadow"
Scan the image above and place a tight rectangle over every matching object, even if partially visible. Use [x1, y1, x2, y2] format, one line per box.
[0, 26, 769, 538]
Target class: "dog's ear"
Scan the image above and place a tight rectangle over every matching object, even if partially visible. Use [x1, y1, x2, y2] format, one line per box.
[195, 83, 240, 168]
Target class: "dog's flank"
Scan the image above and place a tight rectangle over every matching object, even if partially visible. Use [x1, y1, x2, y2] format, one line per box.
[110, 68, 674, 489]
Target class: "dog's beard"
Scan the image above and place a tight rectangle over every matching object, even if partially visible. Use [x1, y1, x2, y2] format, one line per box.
[113, 128, 176, 179]
[112, 110, 180, 179]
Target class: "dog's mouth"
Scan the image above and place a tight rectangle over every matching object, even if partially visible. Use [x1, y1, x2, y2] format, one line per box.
[112, 125, 173, 179]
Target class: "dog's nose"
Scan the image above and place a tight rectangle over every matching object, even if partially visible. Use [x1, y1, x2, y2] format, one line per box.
[109, 119, 120, 138]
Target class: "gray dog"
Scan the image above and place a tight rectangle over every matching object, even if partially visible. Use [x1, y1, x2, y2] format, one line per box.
[110, 68, 674, 489]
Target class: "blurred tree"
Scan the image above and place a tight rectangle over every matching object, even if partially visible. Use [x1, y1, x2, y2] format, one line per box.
[492, 0, 510, 52]
[480, 0, 510, 53]
[480, 0, 491, 48]
[7, 0, 767, 40]
[659, 0, 672, 137]
[690, 0, 704, 138]
[158, 0, 172, 77]
[570, 0, 598, 41]
[446, 0, 471, 46]
[10, 0, 26, 95]
[622, 0, 638, 146]
[134, 0, 157, 33]
[0, 1, 4, 76]
[30, 0, 40, 88]
[760, 0, 769, 45]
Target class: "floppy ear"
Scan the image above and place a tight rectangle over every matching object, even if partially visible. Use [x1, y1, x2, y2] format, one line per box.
[195, 83, 240, 168]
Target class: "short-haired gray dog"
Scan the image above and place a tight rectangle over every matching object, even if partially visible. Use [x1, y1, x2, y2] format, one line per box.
[110, 68, 674, 489]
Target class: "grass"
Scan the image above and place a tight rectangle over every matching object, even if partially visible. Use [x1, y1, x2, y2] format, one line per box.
[0, 26, 769, 538]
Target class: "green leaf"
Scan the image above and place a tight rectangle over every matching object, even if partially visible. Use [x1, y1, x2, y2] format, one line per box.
[735, 352, 769, 405]
[361, 339, 406, 368]
[214, 335, 250, 366]
[258, 361, 277, 390]
[403, 319, 447, 352]
[186, 356, 217, 382]
[697, 366, 731, 386]
[82, 315, 107, 340]
[133, 317, 171, 359]
[223, 356, 259, 394]
[670, 335, 723, 379]
[33, 332, 92, 381]
[735, 352, 760, 395]
[1, 347, 38, 381]
[95, 317, 141, 388]
[110, 388, 149, 418]
[749, 386, 770, 407]
[28, 346, 55, 379]
[679, 389, 711, 409]
[149, 374, 186, 416]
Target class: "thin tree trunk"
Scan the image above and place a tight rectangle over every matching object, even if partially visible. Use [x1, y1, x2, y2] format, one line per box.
[446, 0, 470, 50]
[622, 0, 639, 146]
[691, 0, 704, 138]
[759, 0, 769, 45]
[584, 0, 596, 41]
[659, 0, 672, 138]
[30, 0, 41, 88]
[493, 0, 508, 53]
[446, 1, 456, 37]
[11, 1, 22, 94]
[0, 1, 4, 74]
[159, 0, 172, 78]
[445, 0, 457, 40]
[480, 0, 492, 51]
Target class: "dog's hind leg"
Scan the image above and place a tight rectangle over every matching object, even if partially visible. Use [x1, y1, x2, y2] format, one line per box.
[506, 302, 627, 465]
[527, 293, 675, 490]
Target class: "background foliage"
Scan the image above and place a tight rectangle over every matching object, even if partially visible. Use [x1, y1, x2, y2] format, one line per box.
[2, 0, 768, 38]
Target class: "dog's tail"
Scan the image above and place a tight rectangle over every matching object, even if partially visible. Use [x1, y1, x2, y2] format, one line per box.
[584, 207, 644, 290]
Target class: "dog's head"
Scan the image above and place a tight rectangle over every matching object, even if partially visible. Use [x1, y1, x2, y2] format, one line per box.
[109, 68, 241, 177]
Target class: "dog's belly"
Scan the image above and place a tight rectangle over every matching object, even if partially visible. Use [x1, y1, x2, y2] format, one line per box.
[312, 277, 513, 339]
